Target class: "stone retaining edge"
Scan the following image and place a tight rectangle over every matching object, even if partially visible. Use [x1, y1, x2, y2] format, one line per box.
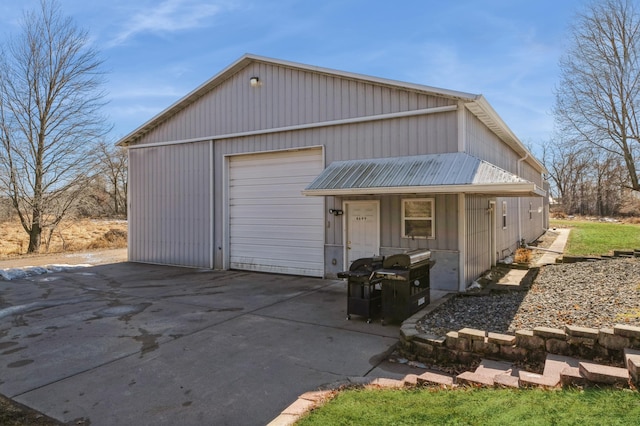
[399, 321, 640, 371]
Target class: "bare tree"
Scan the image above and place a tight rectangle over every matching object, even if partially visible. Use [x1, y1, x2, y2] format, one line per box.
[543, 136, 626, 216]
[96, 141, 128, 216]
[0, 0, 109, 253]
[542, 138, 590, 214]
[555, 0, 640, 191]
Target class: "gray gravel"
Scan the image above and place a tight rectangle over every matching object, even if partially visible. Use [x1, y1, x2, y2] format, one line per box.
[417, 257, 640, 336]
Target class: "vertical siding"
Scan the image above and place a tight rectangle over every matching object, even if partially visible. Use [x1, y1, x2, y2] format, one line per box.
[465, 110, 519, 172]
[134, 63, 458, 146]
[496, 197, 520, 258]
[129, 142, 212, 268]
[519, 196, 546, 243]
[465, 195, 491, 285]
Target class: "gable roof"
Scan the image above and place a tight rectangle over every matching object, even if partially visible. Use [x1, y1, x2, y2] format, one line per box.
[302, 152, 545, 197]
[116, 53, 544, 172]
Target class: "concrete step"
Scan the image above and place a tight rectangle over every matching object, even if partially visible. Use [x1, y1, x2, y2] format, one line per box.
[367, 378, 405, 389]
[520, 354, 581, 388]
[454, 359, 521, 388]
[494, 373, 520, 388]
[416, 371, 456, 388]
[519, 371, 560, 388]
[560, 366, 589, 387]
[456, 371, 494, 387]
[474, 359, 520, 388]
[475, 359, 516, 376]
[403, 374, 419, 386]
[625, 348, 640, 385]
[579, 362, 630, 386]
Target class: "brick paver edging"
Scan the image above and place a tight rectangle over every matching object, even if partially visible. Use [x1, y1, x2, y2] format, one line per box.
[399, 320, 640, 372]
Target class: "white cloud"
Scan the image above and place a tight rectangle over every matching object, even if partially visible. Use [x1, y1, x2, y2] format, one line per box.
[109, 0, 231, 46]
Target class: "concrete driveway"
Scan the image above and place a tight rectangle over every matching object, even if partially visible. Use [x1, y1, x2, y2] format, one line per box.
[0, 262, 403, 425]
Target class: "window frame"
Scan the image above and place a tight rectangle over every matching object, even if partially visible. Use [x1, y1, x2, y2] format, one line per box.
[401, 198, 435, 239]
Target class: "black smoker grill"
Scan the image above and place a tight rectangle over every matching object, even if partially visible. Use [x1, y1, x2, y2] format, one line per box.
[372, 249, 435, 324]
[337, 257, 383, 323]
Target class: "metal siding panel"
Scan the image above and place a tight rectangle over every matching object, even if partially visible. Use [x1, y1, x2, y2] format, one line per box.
[466, 110, 520, 173]
[465, 195, 491, 285]
[495, 197, 519, 258]
[131, 62, 459, 147]
[128, 143, 212, 268]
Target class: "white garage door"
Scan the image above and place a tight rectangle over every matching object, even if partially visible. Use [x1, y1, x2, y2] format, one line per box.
[228, 148, 324, 277]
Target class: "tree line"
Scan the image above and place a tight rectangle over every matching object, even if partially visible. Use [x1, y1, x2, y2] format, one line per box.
[3, 0, 640, 255]
[548, 0, 640, 217]
[0, 0, 127, 253]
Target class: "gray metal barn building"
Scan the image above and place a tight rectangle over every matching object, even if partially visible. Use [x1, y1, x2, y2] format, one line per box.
[117, 54, 548, 292]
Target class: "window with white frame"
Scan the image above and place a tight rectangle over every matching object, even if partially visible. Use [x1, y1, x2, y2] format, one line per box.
[502, 201, 508, 229]
[402, 198, 434, 239]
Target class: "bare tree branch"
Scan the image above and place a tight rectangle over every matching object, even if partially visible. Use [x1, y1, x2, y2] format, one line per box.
[0, 0, 110, 253]
[555, 0, 640, 191]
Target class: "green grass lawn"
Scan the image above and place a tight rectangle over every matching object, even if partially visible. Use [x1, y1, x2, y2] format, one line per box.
[298, 387, 640, 425]
[550, 219, 640, 256]
[297, 219, 640, 425]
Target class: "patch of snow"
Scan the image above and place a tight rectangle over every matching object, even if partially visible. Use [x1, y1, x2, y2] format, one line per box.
[0, 264, 92, 281]
[467, 281, 482, 291]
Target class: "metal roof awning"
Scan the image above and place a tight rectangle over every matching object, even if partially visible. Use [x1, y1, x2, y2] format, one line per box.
[302, 153, 546, 197]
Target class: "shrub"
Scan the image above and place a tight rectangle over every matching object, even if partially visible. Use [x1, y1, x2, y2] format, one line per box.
[87, 228, 127, 249]
[514, 248, 532, 264]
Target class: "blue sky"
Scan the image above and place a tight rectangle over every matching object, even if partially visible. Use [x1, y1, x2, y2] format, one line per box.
[0, 0, 585, 155]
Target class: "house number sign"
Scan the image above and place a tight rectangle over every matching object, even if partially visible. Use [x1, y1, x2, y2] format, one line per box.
[355, 216, 368, 221]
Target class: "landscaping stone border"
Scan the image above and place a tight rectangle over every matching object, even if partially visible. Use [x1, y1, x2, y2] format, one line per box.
[399, 321, 640, 372]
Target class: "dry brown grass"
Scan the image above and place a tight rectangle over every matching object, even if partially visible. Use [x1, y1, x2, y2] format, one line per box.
[514, 248, 532, 264]
[0, 218, 127, 258]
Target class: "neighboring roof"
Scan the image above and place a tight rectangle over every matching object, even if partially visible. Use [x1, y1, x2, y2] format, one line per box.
[302, 153, 546, 197]
[116, 53, 545, 173]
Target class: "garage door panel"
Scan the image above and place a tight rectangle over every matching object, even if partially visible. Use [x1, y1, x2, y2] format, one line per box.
[229, 185, 312, 199]
[230, 246, 324, 260]
[230, 227, 323, 240]
[231, 218, 324, 230]
[230, 205, 323, 218]
[229, 148, 324, 277]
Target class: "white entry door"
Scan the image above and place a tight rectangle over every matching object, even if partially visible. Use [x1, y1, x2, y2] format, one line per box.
[345, 201, 380, 266]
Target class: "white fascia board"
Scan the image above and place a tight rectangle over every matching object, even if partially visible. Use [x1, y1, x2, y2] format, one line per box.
[466, 97, 547, 174]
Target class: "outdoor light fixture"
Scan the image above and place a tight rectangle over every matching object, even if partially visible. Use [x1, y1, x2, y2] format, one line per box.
[329, 209, 343, 216]
[249, 76, 260, 87]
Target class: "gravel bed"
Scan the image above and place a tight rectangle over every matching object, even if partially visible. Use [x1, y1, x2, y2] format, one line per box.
[417, 257, 640, 336]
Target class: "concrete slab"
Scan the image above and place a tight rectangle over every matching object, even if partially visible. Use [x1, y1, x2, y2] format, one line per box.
[535, 228, 570, 266]
[0, 263, 400, 425]
[579, 362, 630, 385]
[496, 269, 529, 286]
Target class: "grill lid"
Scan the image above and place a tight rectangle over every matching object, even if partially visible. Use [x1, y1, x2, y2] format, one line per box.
[383, 249, 431, 268]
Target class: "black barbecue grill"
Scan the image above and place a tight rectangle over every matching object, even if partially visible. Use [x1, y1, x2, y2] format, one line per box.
[337, 256, 383, 323]
[372, 249, 435, 324]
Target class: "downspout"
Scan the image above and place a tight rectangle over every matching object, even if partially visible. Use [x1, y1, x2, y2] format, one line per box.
[517, 153, 529, 247]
